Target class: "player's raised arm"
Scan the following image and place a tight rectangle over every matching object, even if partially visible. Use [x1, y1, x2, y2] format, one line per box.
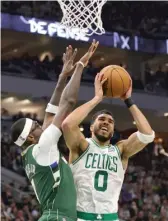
[34, 40, 99, 154]
[52, 40, 99, 130]
[42, 45, 77, 130]
[118, 79, 155, 159]
[62, 73, 107, 162]
[11, 40, 99, 153]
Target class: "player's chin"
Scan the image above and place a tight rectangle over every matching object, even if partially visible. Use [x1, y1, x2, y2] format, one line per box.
[99, 130, 110, 137]
[96, 134, 110, 143]
[96, 131, 111, 140]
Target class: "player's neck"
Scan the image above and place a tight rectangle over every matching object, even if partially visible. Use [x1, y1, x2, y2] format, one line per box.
[91, 135, 110, 147]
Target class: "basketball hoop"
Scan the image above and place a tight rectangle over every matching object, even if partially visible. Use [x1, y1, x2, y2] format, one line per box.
[57, 0, 107, 36]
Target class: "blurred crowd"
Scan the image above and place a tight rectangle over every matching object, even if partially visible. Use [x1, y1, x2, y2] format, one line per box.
[144, 64, 168, 95]
[1, 55, 62, 81]
[1, 184, 40, 221]
[2, 55, 168, 96]
[103, 2, 168, 39]
[1, 115, 168, 221]
[118, 162, 168, 221]
[2, 1, 168, 39]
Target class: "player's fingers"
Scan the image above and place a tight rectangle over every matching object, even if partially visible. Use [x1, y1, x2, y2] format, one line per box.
[87, 40, 99, 59]
[65, 47, 69, 60]
[91, 40, 98, 53]
[128, 76, 132, 89]
[88, 39, 96, 53]
[130, 78, 132, 86]
[66, 45, 71, 60]
[67, 45, 72, 59]
[95, 72, 100, 82]
[99, 72, 104, 81]
[95, 72, 100, 79]
[92, 41, 99, 54]
[101, 78, 107, 85]
[71, 48, 78, 61]
[62, 53, 66, 62]
[130, 80, 132, 88]
[127, 73, 132, 83]
[97, 73, 104, 83]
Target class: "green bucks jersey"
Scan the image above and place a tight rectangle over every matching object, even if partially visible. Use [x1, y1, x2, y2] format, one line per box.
[22, 144, 77, 219]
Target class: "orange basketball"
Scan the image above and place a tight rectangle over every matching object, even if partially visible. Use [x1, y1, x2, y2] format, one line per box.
[100, 65, 131, 98]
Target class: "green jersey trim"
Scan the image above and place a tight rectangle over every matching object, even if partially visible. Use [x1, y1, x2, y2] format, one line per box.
[90, 138, 110, 149]
[72, 146, 90, 165]
[114, 145, 125, 171]
[77, 211, 118, 220]
[21, 144, 34, 156]
[114, 145, 121, 160]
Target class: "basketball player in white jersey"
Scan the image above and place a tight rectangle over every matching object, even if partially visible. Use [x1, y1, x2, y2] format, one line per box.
[62, 72, 155, 221]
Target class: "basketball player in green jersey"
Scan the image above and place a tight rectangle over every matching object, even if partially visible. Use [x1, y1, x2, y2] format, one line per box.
[10, 40, 99, 221]
[62, 72, 155, 221]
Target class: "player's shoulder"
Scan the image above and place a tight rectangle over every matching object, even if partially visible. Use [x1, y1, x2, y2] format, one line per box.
[86, 137, 91, 142]
[116, 139, 125, 146]
[42, 124, 62, 137]
[21, 144, 35, 159]
[38, 124, 62, 149]
[85, 138, 96, 148]
[115, 140, 126, 155]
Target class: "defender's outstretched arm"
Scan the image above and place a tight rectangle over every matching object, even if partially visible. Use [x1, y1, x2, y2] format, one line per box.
[42, 45, 77, 129]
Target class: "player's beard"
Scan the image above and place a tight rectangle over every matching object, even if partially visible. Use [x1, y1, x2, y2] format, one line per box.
[93, 127, 112, 143]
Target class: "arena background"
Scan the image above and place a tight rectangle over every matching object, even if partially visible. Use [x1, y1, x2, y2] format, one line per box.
[1, 1, 168, 221]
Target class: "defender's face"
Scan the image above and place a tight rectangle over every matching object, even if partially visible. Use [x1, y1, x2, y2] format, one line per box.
[90, 114, 114, 142]
[30, 121, 43, 138]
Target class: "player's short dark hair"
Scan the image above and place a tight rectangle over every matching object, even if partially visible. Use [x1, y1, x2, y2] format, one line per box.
[10, 118, 27, 143]
[91, 109, 115, 125]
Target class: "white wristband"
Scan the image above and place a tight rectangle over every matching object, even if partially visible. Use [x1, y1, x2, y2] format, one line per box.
[45, 103, 59, 114]
[136, 130, 155, 144]
[77, 61, 85, 68]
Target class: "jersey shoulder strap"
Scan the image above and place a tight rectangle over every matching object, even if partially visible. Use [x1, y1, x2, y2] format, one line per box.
[86, 137, 92, 143]
[21, 144, 35, 158]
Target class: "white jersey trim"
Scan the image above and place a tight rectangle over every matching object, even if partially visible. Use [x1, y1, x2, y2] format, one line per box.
[114, 145, 121, 160]
[71, 146, 90, 166]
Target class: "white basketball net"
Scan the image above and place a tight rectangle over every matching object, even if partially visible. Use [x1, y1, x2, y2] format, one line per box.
[57, 0, 107, 36]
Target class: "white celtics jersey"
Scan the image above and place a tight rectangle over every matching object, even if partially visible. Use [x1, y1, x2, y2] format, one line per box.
[70, 138, 125, 219]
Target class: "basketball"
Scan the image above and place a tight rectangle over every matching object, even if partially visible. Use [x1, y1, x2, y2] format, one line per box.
[100, 65, 131, 98]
